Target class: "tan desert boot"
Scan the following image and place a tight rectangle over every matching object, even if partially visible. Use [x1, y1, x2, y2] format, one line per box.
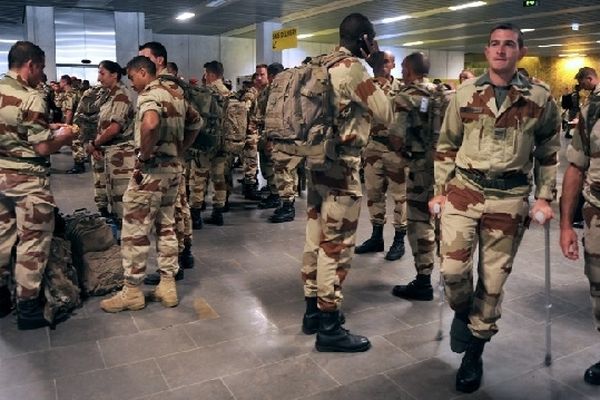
[100, 283, 145, 312]
[153, 275, 179, 307]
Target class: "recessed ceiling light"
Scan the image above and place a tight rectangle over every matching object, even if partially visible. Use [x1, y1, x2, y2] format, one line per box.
[521, 28, 535, 33]
[0, 39, 17, 43]
[175, 12, 195, 21]
[381, 15, 412, 24]
[297, 34, 314, 39]
[571, 23, 579, 31]
[206, 0, 227, 7]
[404, 41, 424, 46]
[538, 44, 563, 48]
[448, 1, 487, 11]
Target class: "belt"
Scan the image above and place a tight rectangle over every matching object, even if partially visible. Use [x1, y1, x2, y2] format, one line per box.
[0, 155, 50, 167]
[371, 136, 390, 146]
[457, 167, 528, 190]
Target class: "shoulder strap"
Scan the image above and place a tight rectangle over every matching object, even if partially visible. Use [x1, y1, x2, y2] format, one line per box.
[582, 93, 600, 156]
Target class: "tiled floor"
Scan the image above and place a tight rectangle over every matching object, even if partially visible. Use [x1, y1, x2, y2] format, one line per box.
[0, 141, 598, 400]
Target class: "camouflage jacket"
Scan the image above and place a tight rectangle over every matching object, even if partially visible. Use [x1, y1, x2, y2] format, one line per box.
[73, 86, 108, 142]
[97, 82, 135, 146]
[329, 47, 395, 163]
[255, 84, 271, 138]
[208, 78, 231, 97]
[242, 86, 262, 137]
[435, 72, 560, 200]
[0, 71, 53, 175]
[370, 76, 403, 141]
[58, 88, 78, 117]
[567, 82, 600, 209]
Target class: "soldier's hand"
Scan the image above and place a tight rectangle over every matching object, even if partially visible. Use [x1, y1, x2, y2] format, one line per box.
[91, 149, 103, 161]
[559, 227, 579, 260]
[530, 198, 553, 224]
[55, 126, 75, 143]
[429, 195, 446, 217]
[85, 142, 95, 156]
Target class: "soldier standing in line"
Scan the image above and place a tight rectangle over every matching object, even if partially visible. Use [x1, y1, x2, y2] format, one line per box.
[391, 52, 441, 301]
[59, 75, 85, 174]
[301, 13, 395, 353]
[0, 41, 76, 329]
[355, 51, 408, 261]
[560, 66, 600, 386]
[100, 56, 201, 312]
[429, 23, 560, 393]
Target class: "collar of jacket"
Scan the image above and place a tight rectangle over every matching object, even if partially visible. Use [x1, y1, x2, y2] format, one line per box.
[5, 70, 31, 89]
[475, 71, 531, 92]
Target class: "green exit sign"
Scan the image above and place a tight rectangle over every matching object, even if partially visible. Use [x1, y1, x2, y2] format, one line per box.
[523, 0, 540, 6]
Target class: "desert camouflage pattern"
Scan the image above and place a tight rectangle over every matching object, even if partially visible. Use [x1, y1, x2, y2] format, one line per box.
[302, 47, 394, 311]
[255, 85, 277, 194]
[435, 73, 560, 339]
[273, 142, 303, 202]
[363, 77, 407, 230]
[60, 88, 85, 163]
[174, 172, 192, 253]
[73, 86, 109, 142]
[582, 203, 600, 330]
[241, 86, 260, 184]
[91, 156, 108, 209]
[0, 71, 56, 299]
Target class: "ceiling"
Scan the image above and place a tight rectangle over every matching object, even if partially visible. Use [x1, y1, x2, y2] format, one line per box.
[3, 0, 600, 56]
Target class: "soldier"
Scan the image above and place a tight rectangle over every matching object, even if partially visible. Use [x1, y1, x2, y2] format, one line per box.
[355, 51, 408, 261]
[188, 61, 231, 227]
[560, 66, 600, 386]
[100, 55, 201, 312]
[429, 23, 560, 393]
[166, 62, 178, 77]
[59, 75, 85, 174]
[391, 52, 440, 300]
[301, 13, 394, 353]
[84, 60, 135, 224]
[0, 41, 76, 329]
[459, 69, 475, 84]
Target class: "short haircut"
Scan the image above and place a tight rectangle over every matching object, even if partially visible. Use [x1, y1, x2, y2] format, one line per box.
[404, 52, 430, 76]
[8, 41, 45, 69]
[99, 60, 125, 81]
[339, 13, 374, 42]
[126, 56, 156, 76]
[267, 62, 284, 77]
[489, 23, 524, 49]
[256, 64, 268, 70]
[167, 62, 178, 73]
[138, 41, 168, 65]
[60, 74, 72, 85]
[575, 67, 597, 81]
[204, 60, 224, 77]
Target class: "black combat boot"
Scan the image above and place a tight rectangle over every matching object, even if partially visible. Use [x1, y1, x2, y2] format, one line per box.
[205, 207, 224, 226]
[450, 309, 472, 353]
[384, 229, 406, 260]
[269, 201, 295, 223]
[584, 361, 600, 385]
[258, 194, 281, 209]
[222, 193, 231, 213]
[243, 182, 262, 201]
[354, 224, 384, 254]
[179, 240, 194, 269]
[98, 207, 111, 219]
[391, 274, 433, 301]
[315, 310, 370, 352]
[191, 207, 203, 230]
[144, 268, 184, 286]
[17, 297, 49, 330]
[456, 336, 487, 393]
[0, 286, 13, 318]
[66, 162, 85, 174]
[302, 298, 346, 335]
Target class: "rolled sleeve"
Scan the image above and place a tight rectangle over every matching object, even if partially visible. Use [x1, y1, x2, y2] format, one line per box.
[23, 91, 52, 145]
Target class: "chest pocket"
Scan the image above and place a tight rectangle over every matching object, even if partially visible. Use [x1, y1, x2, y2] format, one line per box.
[460, 107, 484, 153]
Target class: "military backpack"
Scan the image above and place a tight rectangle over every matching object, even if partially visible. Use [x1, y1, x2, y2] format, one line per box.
[73, 86, 110, 142]
[222, 95, 248, 155]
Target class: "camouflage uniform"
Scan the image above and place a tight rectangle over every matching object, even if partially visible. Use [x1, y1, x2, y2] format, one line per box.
[242, 86, 260, 185]
[256, 87, 277, 195]
[273, 142, 303, 201]
[302, 48, 394, 311]
[188, 79, 231, 209]
[60, 88, 84, 163]
[363, 77, 408, 232]
[91, 156, 108, 209]
[120, 78, 201, 285]
[566, 82, 600, 329]
[0, 71, 55, 300]
[96, 83, 136, 220]
[435, 73, 560, 339]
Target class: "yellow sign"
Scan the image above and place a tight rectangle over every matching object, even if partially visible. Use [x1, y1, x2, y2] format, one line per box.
[272, 28, 297, 51]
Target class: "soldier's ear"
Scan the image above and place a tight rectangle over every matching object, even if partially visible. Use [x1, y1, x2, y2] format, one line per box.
[519, 46, 528, 60]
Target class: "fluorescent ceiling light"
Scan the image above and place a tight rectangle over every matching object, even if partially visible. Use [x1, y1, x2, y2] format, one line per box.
[175, 12, 195, 21]
[538, 44, 563, 48]
[206, 0, 227, 7]
[521, 28, 535, 33]
[297, 34, 314, 39]
[559, 53, 585, 58]
[448, 1, 486, 11]
[381, 15, 412, 24]
[0, 39, 17, 43]
[404, 41, 424, 46]
[571, 23, 579, 31]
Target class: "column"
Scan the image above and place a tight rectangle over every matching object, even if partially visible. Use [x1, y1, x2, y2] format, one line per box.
[256, 21, 282, 65]
[25, 6, 56, 80]
[115, 12, 147, 67]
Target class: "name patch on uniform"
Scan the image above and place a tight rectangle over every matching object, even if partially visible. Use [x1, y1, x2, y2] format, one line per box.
[494, 128, 506, 139]
[459, 106, 483, 114]
[420, 97, 429, 113]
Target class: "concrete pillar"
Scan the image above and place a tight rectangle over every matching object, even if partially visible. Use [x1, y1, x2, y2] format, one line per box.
[256, 21, 282, 65]
[115, 12, 147, 67]
[25, 6, 56, 80]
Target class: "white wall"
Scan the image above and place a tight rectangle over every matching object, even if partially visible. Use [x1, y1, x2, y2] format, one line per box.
[281, 41, 335, 68]
[380, 45, 465, 80]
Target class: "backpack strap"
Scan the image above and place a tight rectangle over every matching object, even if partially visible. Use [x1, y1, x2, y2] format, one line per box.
[582, 93, 600, 157]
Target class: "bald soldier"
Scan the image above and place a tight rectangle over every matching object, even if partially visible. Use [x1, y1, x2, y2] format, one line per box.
[430, 23, 560, 393]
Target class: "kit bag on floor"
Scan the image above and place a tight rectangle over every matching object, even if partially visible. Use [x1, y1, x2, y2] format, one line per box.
[81, 244, 123, 296]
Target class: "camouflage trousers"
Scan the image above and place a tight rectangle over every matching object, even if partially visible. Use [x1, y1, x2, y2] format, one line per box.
[302, 160, 362, 312]
[407, 153, 436, 275]
[583, 202, 600, 331]
[71, 138, 86, 163]
[362, 140, 408, 230]
[121, 165, 181, 285]
[243, 132, 259, 184]
[258, 138, 277, 195]
[174, 171, 192, 253]
[91, 156, 108, 209]
[187, 150, 228, 208]
[440, 175, 529, 340]
[0, 173, 55, 299]
[104, 143, 136, 220]
[273, 143, 303, 202]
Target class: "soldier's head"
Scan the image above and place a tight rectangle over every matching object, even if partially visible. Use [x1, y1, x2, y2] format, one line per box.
[203, 60, 224, 85]
[402, 52, 430, 83]
[81, 80, 90, 91]
[8, 41, 46, 87]
[255, 64, 268, 88]
[382, 51, 395, 79]
[59, 74, 72, 90]
[126, 56, 157, 93]
[485, 23, 527, 77]
[98, 60, 125, 89]
[267, 62, 284, 84]
[167, 62, 179, 77]
[339, 13, 375, 59]
[458, 69, 475, 83]
[574, 67, 598, 91]
[138, 41, 168, 72]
